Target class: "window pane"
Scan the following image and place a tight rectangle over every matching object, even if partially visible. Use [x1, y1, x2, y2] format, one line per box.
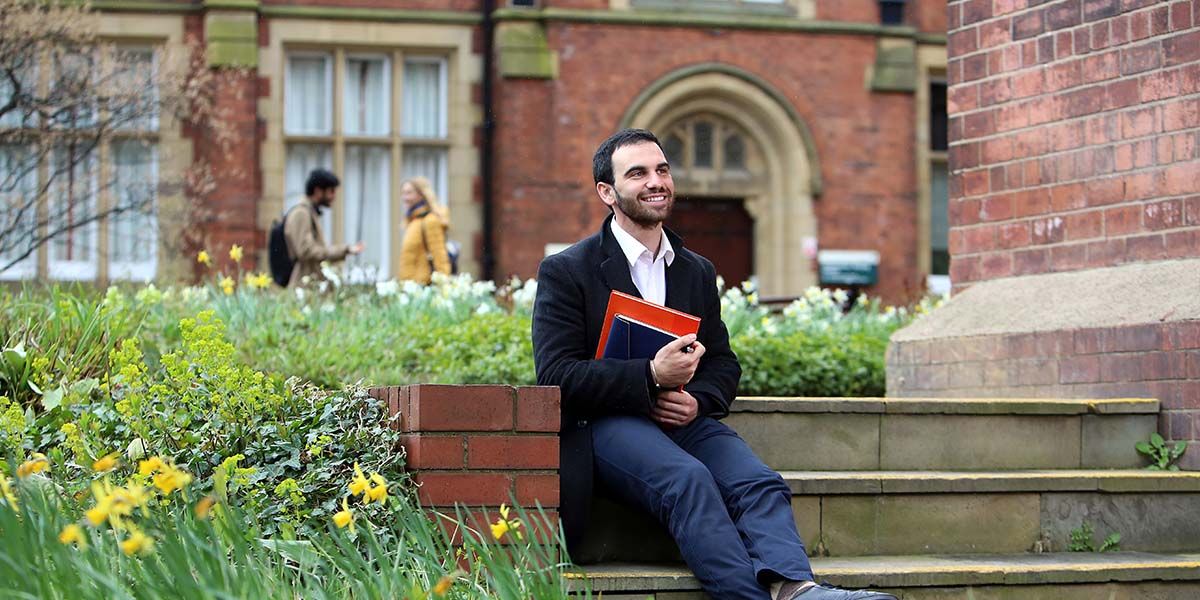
[284, 144, 333, 237]
[930, 81, 948, 152]
[693, 121, 713, 168]
[663, 134, 684, 168]
[111, 48, 158, 132]
[402, 146, 447, 207]
[344, 57, 389, 137]
[109, 140, 157, 280]
[402, 59, 445, 138]
[930, 162, 949, 276]
[49, 48, 96, 130]
[0, 145, 37, 279]
[0, 64, 36, 130]
[285, 54, 331, 135]
[724, 133, 745, 170]
[343, 145, 390, 281]
[49, 145, 98, 279]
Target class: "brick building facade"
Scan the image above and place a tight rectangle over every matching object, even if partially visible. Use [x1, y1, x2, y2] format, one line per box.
[889, 0, 1200, 467]
[2, 0, 949, 304]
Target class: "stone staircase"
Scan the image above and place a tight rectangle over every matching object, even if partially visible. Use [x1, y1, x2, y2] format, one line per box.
[570, 397, 1200, 599]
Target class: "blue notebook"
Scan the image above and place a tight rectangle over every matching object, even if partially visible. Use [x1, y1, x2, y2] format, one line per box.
[601, 314, 679, 360]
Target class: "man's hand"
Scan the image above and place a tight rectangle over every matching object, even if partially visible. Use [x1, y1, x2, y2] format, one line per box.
[652, 389, 699, 428]
[349, 241, 366, 255]
[651, 334, 706, 388]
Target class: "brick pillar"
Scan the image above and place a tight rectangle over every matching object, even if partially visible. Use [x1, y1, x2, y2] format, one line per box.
[368, 384, 561, 538]
[891, 1, 1200, 467]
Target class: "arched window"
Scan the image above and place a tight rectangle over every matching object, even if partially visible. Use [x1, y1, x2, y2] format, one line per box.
[658, 115, 758, 180]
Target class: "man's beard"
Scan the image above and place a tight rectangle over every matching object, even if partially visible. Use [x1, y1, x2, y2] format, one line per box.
[613, 187, 673, 228]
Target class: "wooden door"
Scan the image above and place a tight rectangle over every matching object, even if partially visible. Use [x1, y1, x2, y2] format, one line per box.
[668, 197, 754, 288]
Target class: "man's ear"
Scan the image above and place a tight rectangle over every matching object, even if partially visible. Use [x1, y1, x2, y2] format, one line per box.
[596, 181, 616, 208]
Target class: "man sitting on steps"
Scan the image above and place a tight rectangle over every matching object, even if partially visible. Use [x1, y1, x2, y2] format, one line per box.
[531, 128, 897, 600]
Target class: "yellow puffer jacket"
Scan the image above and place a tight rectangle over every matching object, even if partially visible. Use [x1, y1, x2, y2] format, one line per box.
[398, 203, 451, 284]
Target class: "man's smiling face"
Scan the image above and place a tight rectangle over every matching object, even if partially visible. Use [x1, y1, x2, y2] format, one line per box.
[603, 141, 675, 228]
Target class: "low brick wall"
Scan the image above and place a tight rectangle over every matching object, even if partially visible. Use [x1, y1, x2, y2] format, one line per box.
[367, 384, 561, 537]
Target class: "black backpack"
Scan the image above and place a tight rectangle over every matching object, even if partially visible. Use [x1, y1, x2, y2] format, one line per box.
[268, 206, 299, 287]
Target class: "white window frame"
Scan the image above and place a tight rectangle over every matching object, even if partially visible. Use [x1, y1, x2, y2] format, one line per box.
[284, 51, 334, 136]
[108, 142, 159, 281]
[402, 55, 448, 139]
[0, 146, 38, 280]
[47, 149, 99, 281]
[342, 144, 391, 282]
[343, 52, 391, 138]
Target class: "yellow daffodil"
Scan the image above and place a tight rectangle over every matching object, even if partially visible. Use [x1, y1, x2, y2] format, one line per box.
[17, 453, 49, 478]
[152, 467, 192, 496]
[229, 244, 243, 262]
[120, 528, 154, 556]
[491, 504, 523, 541]
[366, 472, 388, 504]
[59, 524, 86, 548]
[0, 474, 17, 510]
[220, 276, 235, 296]
[432, 575, 453, 596]
[85, 505, 109, 527]
[333, 497, 354, 533]
[138, 457, 165, 476]
[490, 519, 510, 540]
[92, 453, 119, 473]
[245, 272, 272, 290]
[349, 463, 370, 498]
[195, 496, 216, 520]
[197, 250, 212, 266]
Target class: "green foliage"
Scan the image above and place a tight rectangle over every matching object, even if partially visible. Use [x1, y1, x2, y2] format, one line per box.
[1068, 521, 1121, 553]
[1136, 432, 1188, 471]
[0, 477, 583, 598]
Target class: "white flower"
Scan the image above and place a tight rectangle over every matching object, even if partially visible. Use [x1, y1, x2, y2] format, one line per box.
[375, 280, 400, 297]
[126, 438, 147, 461]
[319, 262, 342, 288]
[320, 303, 335, 314]
[294, 287, 307, 302]
[135, 284, 163, 306]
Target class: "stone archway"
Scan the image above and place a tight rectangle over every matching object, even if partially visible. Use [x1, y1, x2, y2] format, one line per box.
[621, 63, 821, 296]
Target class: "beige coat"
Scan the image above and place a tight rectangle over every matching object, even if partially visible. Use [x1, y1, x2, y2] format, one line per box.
[283, 199, 349, 287]
[397, 204, 451, 284]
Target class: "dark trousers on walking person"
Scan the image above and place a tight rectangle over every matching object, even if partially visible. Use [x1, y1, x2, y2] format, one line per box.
[592, 415, 815, 600]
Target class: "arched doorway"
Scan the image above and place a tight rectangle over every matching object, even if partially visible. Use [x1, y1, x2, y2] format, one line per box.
[621, 64, 821, 296]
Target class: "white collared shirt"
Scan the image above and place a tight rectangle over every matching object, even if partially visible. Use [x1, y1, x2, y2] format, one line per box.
[610, 218, 675, 306]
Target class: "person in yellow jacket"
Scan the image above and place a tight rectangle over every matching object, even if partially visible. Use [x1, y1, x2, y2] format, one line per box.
[398, 176, 451, 284]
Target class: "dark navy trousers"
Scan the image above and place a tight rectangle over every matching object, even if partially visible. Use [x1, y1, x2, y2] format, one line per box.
[592, 415, 815, 599]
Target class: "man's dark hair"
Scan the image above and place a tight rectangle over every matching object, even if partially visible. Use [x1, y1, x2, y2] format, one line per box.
[592, 128, 663, 186]
[305, 168, 340, 196]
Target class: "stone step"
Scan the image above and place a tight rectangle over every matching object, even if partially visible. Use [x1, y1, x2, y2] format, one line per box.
[575, 470, 1200, 563]
[725, 397, 1159, 471]
[571, 552, 1200, 599]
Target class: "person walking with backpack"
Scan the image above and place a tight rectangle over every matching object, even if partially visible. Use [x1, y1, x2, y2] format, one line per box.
[397, 176, 452, 284]
[274, 168, 364, 288]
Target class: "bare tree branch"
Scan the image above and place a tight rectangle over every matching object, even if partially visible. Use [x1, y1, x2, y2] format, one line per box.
[0, 0, 236, 277]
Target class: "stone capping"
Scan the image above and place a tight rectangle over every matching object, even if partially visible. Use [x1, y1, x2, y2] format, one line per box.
[732, 396, 1160, 415]
[577, 553, 1200, 592]
[778, 470, 1200, 495]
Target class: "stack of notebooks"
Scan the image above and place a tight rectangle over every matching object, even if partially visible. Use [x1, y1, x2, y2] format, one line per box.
[595, 291, 701, 360]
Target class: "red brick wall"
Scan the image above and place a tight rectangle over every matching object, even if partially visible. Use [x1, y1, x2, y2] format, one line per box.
[947, 0, 1200, 290]
[367, 384, 561, 538]
[492, 25, 926, 303]
[259, 0, 481, 9]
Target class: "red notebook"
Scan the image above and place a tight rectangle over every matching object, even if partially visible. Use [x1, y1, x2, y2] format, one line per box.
[594, 290, 701, 360]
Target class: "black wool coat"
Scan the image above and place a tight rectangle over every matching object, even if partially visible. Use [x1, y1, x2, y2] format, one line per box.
[531, 214, 741, 556]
